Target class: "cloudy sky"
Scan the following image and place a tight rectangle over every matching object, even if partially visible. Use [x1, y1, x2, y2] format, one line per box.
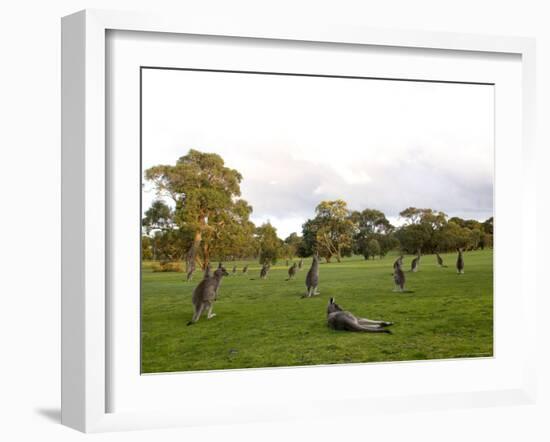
[142, 68, 494, 239]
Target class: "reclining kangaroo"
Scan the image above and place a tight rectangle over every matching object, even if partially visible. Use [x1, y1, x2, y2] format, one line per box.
[187, 264, 229, 325]
[327, 298, 393, 333]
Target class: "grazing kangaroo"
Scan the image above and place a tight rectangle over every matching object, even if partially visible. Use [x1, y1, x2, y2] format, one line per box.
[327, 298, 393, 333]
[456, 248, 465, 274]
[410, 251, 421, 272]
[187, 264, 229, 325]
[393, 261, 406, 292]
[260, 263, 270, 280]
[287, 262, 298, 280]
[435, 252, 447, 268]
[303, 254, 320, 297]
[242, 264, 249, 275]
[298, 258, 303, 270]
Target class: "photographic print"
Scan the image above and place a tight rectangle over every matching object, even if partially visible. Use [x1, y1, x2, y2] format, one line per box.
[140, 68, 494, 374]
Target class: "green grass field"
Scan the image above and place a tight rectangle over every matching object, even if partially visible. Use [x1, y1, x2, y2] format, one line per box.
[141, 250, 493, 373]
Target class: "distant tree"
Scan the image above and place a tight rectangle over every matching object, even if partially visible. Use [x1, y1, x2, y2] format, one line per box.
[310, 200, 355, 262]
[350, 208, 397, 258]
[142, 200, 175, 234]
[367, 238, 381, 259]
[141, 235, 153, 260]
[398, 207, 447, 253]
[394, 223, 432, 254]
[255, 222, 283, 264]
[284, 232, 303, 259]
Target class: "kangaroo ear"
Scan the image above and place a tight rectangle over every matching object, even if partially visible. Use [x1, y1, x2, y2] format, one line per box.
[329, 297, 334, 304]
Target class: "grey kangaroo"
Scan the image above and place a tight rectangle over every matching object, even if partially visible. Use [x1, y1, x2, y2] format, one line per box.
[393, 255, 404, 270]
[393, 260, 406, 292]
[327, 298, 393, 333]
[260, 263, 270, 279]
[187, 264, 229, 325]
[298, 258, 303, 270]
[287, 262, 298, 280]
[303, 254, 320, 297]
[242, 264, 249, 275]
[411, 251, 421, 272]
[232, 264, 237, 275]
[456, 248, 465, 274]
[435, 252, 447, 267]
[185, 259, 196, 282]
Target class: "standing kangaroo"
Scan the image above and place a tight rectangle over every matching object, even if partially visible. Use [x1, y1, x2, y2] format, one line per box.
[393, 255, 404, 270]
[232, 264, 237, 275]
[287, 262, 298, 280]
[298, 258, 303, 270]
[303, 254, 320, 297]
[187, 264, 229, 325]
[435, 252, 447, 268]
[393, 260, 406, 292]
[411, 251, 421, 272]
[456, 248, 465, 274]
[327, 298, 393, 333]
[185, 259, 196, 282]
[260, 263, 270, 279]
[242, 264, 249, 275]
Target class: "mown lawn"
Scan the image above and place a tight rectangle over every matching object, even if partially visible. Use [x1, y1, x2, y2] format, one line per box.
[141, 250, 493, 373]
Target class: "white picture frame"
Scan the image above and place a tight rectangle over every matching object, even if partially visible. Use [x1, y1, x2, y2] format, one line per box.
[61, 9, 537, 433]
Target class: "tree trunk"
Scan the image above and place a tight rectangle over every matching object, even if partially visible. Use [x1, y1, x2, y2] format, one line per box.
[186, 229, 202, 274]
[202, 241, 210, 270]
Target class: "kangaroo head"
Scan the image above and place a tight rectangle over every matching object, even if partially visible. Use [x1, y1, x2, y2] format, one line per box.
[215, 265, 229, 277]
[327, 298, 343, 315]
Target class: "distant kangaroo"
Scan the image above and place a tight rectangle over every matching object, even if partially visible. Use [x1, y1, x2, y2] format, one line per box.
[327, 298, 393, 333]
[232, 264, 237, 275]
[185, 260, 196, 282]
[456, 248, 465, 274]
[213, 262, 225, 298]
[411, 251, 421, 272]
[242, 264, 249, 275]
[187, 264, 229, 325]
[303, 254, 320, 297]
[298, 258, 303, 270]
[393, 260, 406, 292]
[435, 252, 447, 268]
[203, 263, 212, 279]
[260, 263, 270, 280]
[287, 262, 298, 280]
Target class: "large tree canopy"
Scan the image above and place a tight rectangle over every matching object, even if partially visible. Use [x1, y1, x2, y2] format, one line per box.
[302, 200, 355, 262]
[144, 149, 253, 272]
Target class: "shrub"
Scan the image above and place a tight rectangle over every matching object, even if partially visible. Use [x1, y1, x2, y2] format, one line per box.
[152, 262, 183, 272]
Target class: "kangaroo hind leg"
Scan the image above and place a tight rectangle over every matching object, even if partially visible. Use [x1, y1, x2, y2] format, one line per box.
[187, 303, 205, 325]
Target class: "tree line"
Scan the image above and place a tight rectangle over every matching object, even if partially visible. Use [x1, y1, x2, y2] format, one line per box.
[142, 150, 493, 271]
